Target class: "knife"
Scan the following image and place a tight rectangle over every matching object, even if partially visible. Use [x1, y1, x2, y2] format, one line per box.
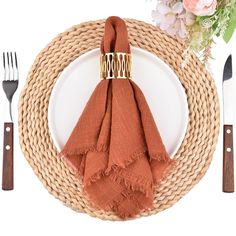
[223, 54, 234, 193]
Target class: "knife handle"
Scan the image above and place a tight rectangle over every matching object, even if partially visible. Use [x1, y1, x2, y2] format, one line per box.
[223, 124, 234, 193]
[2, 122, 14, 190]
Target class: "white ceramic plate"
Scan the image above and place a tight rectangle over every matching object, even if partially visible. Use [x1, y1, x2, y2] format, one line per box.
[48, 47, 188, 157]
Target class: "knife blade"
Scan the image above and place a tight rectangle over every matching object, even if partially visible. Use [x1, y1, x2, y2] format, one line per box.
[223, 54, 234, 193]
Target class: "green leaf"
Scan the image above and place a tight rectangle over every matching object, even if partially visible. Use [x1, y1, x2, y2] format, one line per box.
[223, 6, 236, 43]
[224, 25, 235, 42]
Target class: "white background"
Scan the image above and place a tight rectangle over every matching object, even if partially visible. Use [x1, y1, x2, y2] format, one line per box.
[0, 0, 235, 235]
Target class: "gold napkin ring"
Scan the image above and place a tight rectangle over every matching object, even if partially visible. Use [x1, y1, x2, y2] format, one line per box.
[100, 53, 132, 80]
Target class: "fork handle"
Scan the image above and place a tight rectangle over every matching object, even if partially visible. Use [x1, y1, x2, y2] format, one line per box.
[2, 122, 14, 190]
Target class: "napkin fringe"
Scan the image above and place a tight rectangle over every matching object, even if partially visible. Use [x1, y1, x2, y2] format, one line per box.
[107, 189, 152, 219]
[106, 149, 148, 172]
[61, 148, 170, 163]
[81, 148, 150, 189]
[60, 144, 109, 157]
[62, 145, 171, 197]
[106, 151, 171, 175]
[85, 168, 106, 186]
[109, 172, 153, 197]
[150, 152, 172, 162]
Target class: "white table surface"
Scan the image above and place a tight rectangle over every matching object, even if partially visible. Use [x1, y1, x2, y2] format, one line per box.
[0, 1, 235, 236]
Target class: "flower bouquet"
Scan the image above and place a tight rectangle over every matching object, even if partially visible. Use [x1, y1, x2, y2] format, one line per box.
[152, 0, 236, 62]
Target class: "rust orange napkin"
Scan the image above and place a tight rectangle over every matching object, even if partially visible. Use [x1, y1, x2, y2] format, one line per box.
[60, 16, 174, 219]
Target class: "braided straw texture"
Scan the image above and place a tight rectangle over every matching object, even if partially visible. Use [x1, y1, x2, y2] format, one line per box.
[18, 19, 220, 220]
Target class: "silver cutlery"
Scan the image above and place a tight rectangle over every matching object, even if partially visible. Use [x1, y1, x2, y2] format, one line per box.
[2, 52, 19, 190]
[222, 54, 234, 193]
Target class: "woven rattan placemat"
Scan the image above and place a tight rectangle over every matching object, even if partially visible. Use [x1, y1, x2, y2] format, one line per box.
[18, 19, 220, 220]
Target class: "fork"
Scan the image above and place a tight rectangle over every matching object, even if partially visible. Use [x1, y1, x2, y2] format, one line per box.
[2, 52, 19, 190]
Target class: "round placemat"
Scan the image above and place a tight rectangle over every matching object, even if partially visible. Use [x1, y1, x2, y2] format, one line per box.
[18, 19, 220, 220]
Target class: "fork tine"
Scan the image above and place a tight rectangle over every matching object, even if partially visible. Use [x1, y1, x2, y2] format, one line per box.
[3, 52, 6, 70]
[14, 52, 19, 81]
[3, 52, 10, 81]
[6, 52, 10, 81]
[10, 52, 14, 81]
[3, 53, 6, 81]
[3, 52, 6, 81]
[10, 52, 13, 68]
[14, 52, 18, 69]
[7, 52, 10, 67]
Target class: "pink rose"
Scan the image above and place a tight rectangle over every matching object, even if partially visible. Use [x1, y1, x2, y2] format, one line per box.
[183, 0, 217, 16]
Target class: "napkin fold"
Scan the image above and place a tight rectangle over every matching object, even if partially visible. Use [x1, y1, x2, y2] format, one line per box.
[60, 16, 174, 219]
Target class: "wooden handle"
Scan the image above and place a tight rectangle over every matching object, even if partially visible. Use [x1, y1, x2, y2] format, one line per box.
[223, 124, 234, 193]
[2, 122, 14, 190]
